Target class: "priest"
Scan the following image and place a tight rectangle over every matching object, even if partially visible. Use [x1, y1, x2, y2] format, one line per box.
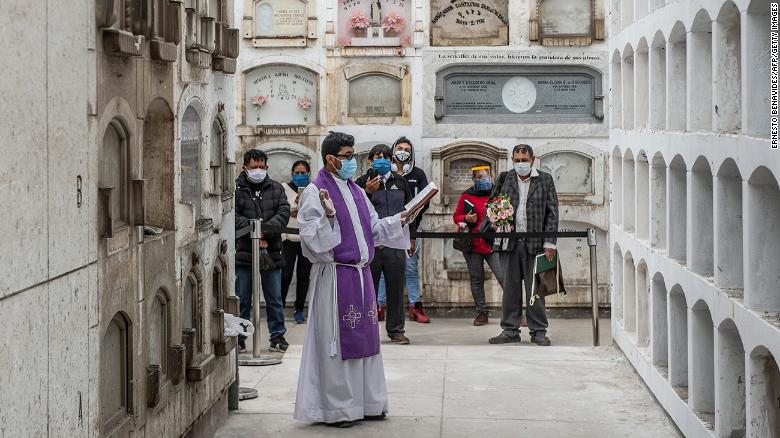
[293, 131, 417, 427]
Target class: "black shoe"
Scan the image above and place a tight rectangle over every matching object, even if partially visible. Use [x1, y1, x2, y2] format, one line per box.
[531, 334, 551, 346]
[489, 332, 521, 344]
[364, 413, 387, 421]
[326, 421, 354, 428]
[270, 335, 289, 352]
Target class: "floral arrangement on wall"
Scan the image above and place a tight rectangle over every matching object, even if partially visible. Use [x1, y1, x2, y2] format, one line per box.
[348, 10, 371, 30]
[251, 95, 267, 106]
[382, 11, 405, 34]
[297, 97, 313, 110]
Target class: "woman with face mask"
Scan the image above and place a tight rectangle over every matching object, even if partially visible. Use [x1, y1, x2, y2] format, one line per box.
[281, 160, 313, 324]
[452, 166, 506, 326]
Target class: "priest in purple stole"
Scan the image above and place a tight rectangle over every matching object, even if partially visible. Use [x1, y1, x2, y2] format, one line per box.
[294, 132, 415, 426]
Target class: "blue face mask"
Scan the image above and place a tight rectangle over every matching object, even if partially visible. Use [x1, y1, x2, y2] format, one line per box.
[337, 158, 357, 180]
[475, 178, 492, 191]
[292, 174, 309, 187]
[372, 158, 392, 175]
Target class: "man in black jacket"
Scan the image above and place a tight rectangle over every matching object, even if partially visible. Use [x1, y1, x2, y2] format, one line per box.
[356, 144, 413, 344]
[235, 149, 291, 352]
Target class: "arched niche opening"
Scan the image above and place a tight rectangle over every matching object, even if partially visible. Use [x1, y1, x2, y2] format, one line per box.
[748, 346, 780, 436]
[690, 300, 715, 426]
[99, 119, 131, 237]
[669, 284, 688, 391]
[649, 31, 667, 129]
[636, 151, 650, 240]
[180, 104, 202, 220]
[623, 252, 637, 333]
[622, 44, 635, 130]
[715, 158, 743, 289]
[667, 21, 687, 131]
[255, 142, 314, 186]
[650, 152, 667, 249]
[690, 156, 714, 277]
[636, 260, 650, 348]
[744, 0, 771, 137]
[651, 272, 668, 372]
[745, 167, 780, 311]
[611, 147, 623, 227]
[431, 141, 508, 208]
[668, 155, 687, 264]
[613, 244, 624, 323]
[689, 10, 713, 132]
[622, 149, 636, 232]
[148, 290, 170, 377]
[143, 98, 175, 230]
[716, 319, 746, 438]
[635, 39, 650, 128]
[100, 312, 133, 432]
[611, 50, 623, 128]
[714, 1, 741, 133]
[209, 115, 232, 200]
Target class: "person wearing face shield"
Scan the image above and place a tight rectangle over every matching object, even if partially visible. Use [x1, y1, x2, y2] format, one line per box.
[480, 144, 559, 347]
[234, 149, 291, 353]
[356, 144, 414, 345]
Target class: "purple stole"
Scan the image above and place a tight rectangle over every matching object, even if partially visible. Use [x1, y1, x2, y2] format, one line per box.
[312, 168, 380, 360]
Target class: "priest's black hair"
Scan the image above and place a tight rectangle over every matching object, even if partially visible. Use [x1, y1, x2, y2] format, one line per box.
[321, 131, 355, 163]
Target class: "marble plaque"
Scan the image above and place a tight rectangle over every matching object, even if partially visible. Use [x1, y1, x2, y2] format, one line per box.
[245, 65, 318, 126]
[430, 0, 509, 46]
[181, 106, 201, 208]
[348, 74, 402, 116]
[447, 158, 488, 197]
[338, 0, 412, 47]
[539, 151, 593, 194]
[539, 0, 592, 37]
[265, 149, 308, 183]
[254, 0, 308, 37]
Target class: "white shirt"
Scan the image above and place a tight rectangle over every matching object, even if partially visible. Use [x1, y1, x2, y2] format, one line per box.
[515, 167, 555, 250]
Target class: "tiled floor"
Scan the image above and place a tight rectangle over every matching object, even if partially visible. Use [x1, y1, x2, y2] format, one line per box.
[216, 318, 681, 437]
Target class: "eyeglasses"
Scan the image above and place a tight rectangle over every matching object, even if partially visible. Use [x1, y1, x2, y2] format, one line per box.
[335, 153, 355, 160]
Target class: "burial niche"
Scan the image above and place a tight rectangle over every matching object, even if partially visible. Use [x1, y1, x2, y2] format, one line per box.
[430, 0, 508, 46]
[338, 0, 413, 47]
[349, 74, 402, 117]
[530, 0, 603, 46]
[181, 105, 202, 219]
[254, 0, 307, 38]
[101, 313, 132, 431]
[538, 151, 593, 195]
[245, 64, 318, 126]
[100, 120, 130, 235]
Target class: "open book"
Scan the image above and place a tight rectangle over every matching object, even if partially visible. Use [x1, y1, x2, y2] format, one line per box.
[404, 182, 439, 216]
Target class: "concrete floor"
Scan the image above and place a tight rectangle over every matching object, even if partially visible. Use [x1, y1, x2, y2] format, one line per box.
[217, 317, 681, 438]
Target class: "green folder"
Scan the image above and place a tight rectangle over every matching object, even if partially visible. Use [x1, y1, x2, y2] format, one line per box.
[534, 252, 558, 275]
[463, 199, 475, 214]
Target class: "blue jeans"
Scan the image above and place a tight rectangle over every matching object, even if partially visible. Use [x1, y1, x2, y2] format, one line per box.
[235, 265, 286, 342]
[377, 242, 421, 306]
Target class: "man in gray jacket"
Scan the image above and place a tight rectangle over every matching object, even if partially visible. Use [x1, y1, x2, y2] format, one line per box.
[483, 144, 559, 346]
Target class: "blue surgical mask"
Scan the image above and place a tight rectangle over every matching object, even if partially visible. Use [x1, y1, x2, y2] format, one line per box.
[372, 158, 391, 175]
[475, 178, 492, 191]
[514, 162, 532, 177]
[337, 158, 357, 180]
[292, 174, 310, 187]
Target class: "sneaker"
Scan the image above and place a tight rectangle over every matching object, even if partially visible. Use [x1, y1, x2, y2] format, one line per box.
[488, 332, 521, 344]
[389, 334, 410, 345]
[410, 302, 430, 323]
[531, 334, 552, 346]
[473, 311, 488, 326]
[377, 304, 386, 321]
[269, 335, 289, 352]
[294, 309, 306, 324]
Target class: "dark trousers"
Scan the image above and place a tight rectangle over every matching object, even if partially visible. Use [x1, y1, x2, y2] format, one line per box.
[464, 251, 505, 313]
[235, 265, 286, 343]
[499, 242, 548, 336]
[370, 247, 406, 337]
[281, 240, 312, 311]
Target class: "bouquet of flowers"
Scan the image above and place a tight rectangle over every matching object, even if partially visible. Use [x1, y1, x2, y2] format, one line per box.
[382, 11, 405, 33]
[348, 10, 371, 30]
[297, 97, 313, 110]
[486, 194, 514, 251]
[251, 95, 267, 106]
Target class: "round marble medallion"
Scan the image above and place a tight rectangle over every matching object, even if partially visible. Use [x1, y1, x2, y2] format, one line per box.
[501, 76, 537, 113]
